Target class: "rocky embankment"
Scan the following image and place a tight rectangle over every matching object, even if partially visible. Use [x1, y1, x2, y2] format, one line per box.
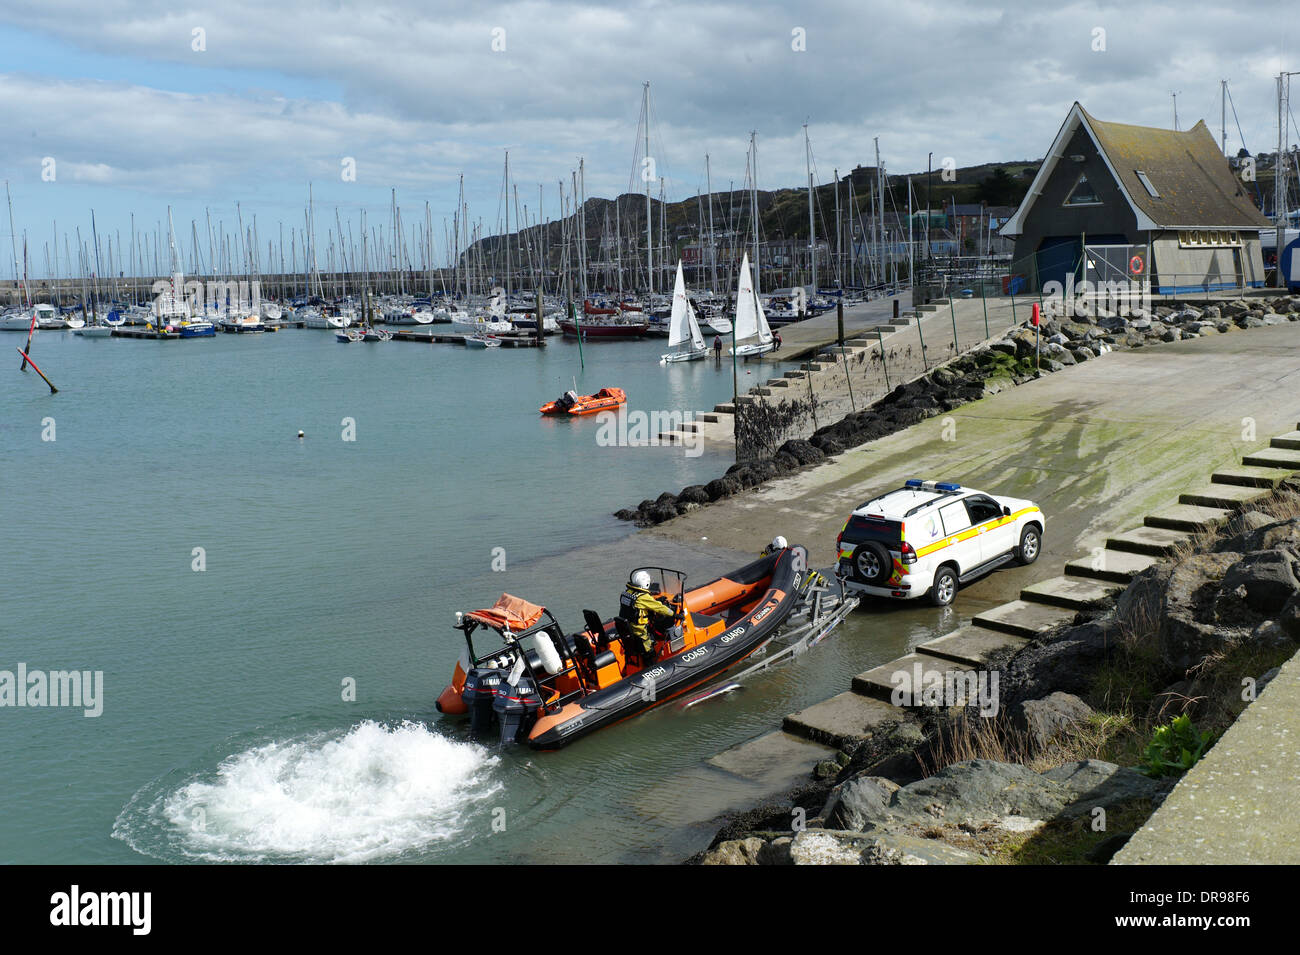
[618, 295, 1300, 526]
[694, 489, 1300, 865]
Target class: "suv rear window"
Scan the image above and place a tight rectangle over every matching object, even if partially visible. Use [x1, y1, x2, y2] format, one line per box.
[842, 515, 902, 544]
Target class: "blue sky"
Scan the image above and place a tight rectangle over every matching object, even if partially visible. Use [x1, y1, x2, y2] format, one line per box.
[0, 0, 1294, 278]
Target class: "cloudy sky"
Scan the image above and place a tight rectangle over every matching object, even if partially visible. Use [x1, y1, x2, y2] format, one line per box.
[0, 0, 1294, 275]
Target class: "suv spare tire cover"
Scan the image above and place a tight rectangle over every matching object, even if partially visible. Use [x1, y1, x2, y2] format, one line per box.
[852, 541, 892, 584]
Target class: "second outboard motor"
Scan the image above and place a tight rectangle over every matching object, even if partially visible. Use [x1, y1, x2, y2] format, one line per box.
[462, 668, 505, 736]
[493, 672, 542, 745]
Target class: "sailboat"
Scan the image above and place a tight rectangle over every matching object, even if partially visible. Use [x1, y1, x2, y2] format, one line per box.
[659, 260, 707, 363]
[730, 252, 775, 358]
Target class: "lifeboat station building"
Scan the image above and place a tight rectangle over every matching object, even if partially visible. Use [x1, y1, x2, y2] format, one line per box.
[1000, 103, 1272, 294]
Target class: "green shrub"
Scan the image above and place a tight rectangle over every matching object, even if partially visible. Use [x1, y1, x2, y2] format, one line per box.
[1141, 714, 1214, 778]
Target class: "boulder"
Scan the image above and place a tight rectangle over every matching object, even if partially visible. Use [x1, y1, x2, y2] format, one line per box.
[1215, 515, 1300, 554]
[1013, 692, 1094, 750]
[1118, 552, 1248, 671]
[827, 776, 901, 831]
[704, 476, 742, 500]
[647, 504, 677, 524]
[698, 837, 768, 865]
[676, 484, 709, 505]
[1218, 551, 1300, 615]
[777, 439, 826, 466]
[1000, 619, 1117, 705]
[861, 831, 982, 865]
[789, 830, 873, 865]
[771, 451, 800, 473]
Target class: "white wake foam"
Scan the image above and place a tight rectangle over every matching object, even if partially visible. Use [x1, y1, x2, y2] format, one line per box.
[156, 720, 501, 863]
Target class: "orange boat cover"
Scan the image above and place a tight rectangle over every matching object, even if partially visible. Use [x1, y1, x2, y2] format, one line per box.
[466, 593, 545, 631]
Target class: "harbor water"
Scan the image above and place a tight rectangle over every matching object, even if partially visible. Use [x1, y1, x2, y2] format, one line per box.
[1, 328, 977, 864]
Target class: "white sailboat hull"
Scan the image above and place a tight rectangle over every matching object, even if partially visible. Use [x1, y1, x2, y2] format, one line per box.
[660, 347, 709, 363]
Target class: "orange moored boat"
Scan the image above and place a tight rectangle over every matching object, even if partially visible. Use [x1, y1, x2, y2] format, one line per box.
[539, 387, 626, 416]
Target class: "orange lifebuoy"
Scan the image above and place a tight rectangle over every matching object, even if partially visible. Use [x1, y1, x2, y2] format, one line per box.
[1129, 255, 1145, 275]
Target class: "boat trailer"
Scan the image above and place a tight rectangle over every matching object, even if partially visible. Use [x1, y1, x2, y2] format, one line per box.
[680, 571, 859, 708]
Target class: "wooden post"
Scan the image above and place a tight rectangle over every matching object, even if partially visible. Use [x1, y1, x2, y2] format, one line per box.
[836, 299, 844, 346]
[535, 284, 544, 347]
[877, 327, 891, 391]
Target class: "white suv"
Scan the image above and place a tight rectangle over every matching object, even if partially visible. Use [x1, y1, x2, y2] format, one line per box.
[835, 480, 1044, 606]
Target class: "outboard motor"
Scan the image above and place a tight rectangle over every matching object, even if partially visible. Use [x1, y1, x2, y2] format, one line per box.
[493, 672, 543, 745]
[461, 668, 505, 736]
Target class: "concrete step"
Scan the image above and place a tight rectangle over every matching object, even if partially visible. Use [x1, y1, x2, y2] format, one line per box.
[1106, 525, 1193, 556]
[1179, 482, 1273, 509]
[1065, 548, 1160, 583]
[700, 412, 726, 423]
[1020, 575, 1121, 609]
[917, 304, 941, 313]
[706, 730, 836, 786]
[1144, 503, 1234, 532]
[782, 691, 910, 747]
[973, 600, 1077, 638]
[1269, 430, 1300, 450]
[852, 653, 976, 704]
[1211, 465, 1295, 488]
[782, 370, 808, 380]
[765, 378, 791, 388]
[844, 338, 875, 347]
[713, 402, 735, 414]
[1242, 446, 1300, 470]
[914, 626, 1029, 667]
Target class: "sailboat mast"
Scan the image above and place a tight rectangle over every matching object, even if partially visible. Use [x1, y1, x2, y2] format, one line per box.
[706, 154, 716, 294]
[643, 81, 652, 295]
[750, 132, 759, 297]
[805, 125, 815, 294]
[504, 150, 511, 299]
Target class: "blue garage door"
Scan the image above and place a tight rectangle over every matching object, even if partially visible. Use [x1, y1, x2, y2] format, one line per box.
[1035, 237, 1081, 292]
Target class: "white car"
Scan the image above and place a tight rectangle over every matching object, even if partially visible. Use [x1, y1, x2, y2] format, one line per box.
[835, 480, 1044, 606]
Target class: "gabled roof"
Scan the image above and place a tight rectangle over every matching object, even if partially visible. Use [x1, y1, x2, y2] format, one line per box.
[1001, 103, 1271, 236]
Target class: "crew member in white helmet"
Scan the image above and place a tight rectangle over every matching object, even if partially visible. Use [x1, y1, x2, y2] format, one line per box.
[762, 535, 788, 556]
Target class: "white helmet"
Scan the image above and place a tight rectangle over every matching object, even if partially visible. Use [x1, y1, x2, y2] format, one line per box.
[631, 570, 652, 590]
[770, 535, 788, 551]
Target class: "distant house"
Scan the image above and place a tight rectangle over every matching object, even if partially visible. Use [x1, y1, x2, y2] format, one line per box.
[1000, 103, 1272, 293]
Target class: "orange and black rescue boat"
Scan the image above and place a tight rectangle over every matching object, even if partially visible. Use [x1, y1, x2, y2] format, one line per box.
[436, 545, 810, 749]
[539, 387, 626, 416]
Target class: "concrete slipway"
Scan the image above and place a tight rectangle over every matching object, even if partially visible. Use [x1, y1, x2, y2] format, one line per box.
[645, 322, 1300, 853]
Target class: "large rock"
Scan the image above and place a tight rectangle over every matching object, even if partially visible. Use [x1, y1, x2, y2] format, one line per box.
[1218, 551, 1300, 615]
[1000, 619, 1115, 705]
[704, 476, 741, 500]
[777, 439, 826, 466]
[1013, 692, 1094, 750]
[698, 837, 767, 865]
[1117, 553, 1248, 671]
[861, 831, 982, 865]
[676, 484, 709, 505]
[1215, 515, 1300, 555]
[1042, 759, 1172, 817]
[827, 776, 901, 831]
